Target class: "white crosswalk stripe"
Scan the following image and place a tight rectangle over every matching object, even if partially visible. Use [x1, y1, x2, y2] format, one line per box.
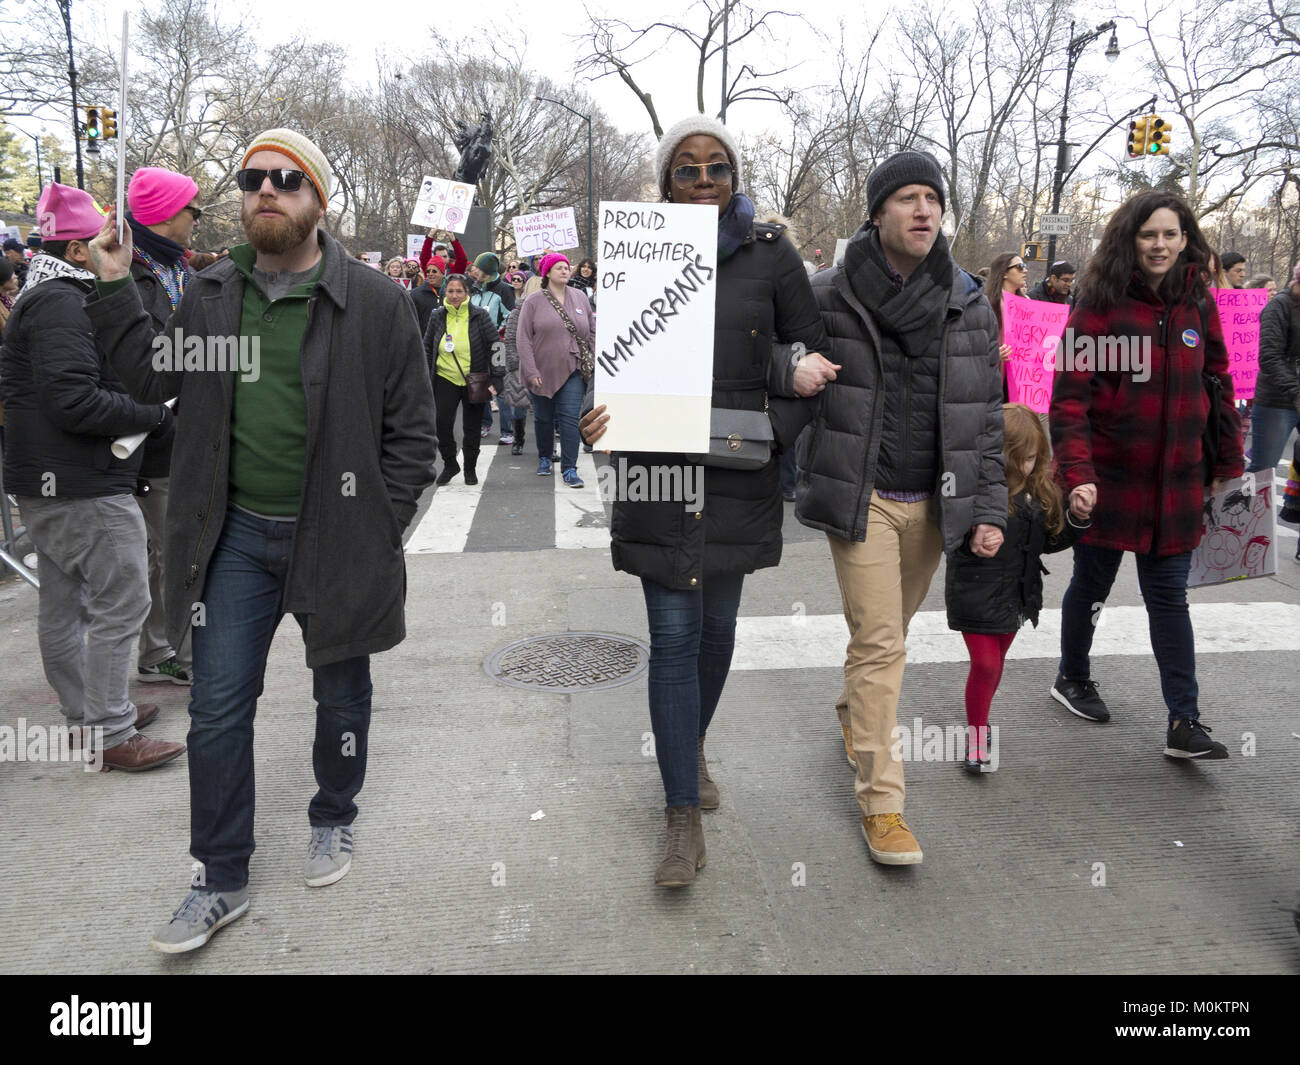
[554, 450, 610, 549]
[730, 602, 1300, 670]
[404, 443, 508, 554]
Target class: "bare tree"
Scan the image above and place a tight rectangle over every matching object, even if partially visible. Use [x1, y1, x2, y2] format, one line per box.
[573, 0, 805, 137]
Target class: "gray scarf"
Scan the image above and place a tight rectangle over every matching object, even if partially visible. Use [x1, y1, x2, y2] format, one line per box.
[844, 226, 953, 358]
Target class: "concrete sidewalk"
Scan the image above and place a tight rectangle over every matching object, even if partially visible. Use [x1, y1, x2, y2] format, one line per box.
[1, 535, 1297, 974]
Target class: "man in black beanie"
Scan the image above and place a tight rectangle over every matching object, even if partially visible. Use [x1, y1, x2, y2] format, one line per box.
[792, 150, 1007, 866]
[1028, 260, 1075, 305]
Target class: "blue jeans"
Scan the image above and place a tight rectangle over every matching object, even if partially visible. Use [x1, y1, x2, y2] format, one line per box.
[1059, 542, 1198, 722]
[497, 402, 523, 433]
[189, 508, 372, 890]
[529, 370, 584, 472]
[1245, 403, 1300, 473]
[640, 573, 746, 806]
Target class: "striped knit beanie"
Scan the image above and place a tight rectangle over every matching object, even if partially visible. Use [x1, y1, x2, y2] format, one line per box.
[241, 129, 333, 205]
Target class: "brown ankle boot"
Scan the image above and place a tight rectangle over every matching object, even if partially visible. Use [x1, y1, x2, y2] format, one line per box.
[654, 805, 706, 887]
[697, 736, 719, 809]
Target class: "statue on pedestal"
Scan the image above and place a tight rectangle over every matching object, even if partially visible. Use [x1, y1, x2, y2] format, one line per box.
[452, 112, 494, 187]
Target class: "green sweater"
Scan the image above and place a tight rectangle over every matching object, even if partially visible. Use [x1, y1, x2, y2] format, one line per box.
[96, 247, 322, 516]
[227, 245, 322, 516]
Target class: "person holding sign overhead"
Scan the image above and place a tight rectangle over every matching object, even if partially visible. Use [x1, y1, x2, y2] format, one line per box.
[1049, 190, 1243, 759]
[580, 116, 838, 888]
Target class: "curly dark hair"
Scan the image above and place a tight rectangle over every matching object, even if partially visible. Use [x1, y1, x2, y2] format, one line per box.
[1075, 190, 1211, 310]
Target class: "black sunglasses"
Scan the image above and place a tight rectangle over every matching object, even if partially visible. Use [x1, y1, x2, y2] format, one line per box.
[671, 162, 734, 187]
[236, 168, 309, 193]
[184, 204, 203, 222]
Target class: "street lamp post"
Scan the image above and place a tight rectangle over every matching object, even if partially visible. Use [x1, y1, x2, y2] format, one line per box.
[1047, 20, 1119, 273]
[13, 126, 44, 194]
[535, 95, 593, 261]
[57, 0, 85, 190]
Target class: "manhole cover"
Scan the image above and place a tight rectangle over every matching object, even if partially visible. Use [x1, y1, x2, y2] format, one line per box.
[484, 632, 649, 693]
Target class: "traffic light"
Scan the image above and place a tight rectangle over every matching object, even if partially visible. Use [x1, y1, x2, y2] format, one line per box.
[101, 108, 117, 140]
[1022, 241, 1047, 262]
[83, 106, 102, 143]
[1127, 115, 1150, 158]
[1147, 115, 1170, 155]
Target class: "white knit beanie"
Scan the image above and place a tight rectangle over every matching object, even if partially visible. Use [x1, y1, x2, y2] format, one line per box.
[241, 128, 333, 205]
[654, 115, 744, 201]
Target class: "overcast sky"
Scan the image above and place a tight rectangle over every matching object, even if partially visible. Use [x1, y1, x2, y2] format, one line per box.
[70, 0, 1143, 142]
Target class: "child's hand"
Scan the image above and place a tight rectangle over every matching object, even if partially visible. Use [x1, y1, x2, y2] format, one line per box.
[1069, 483, 1096, 520]
[969, 523, 1004, 557]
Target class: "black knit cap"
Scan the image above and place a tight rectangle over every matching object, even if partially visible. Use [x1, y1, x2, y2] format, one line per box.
[867, 151, 946, 221]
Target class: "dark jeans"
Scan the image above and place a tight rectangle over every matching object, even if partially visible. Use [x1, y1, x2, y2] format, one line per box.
[1059, 542, 1198, 722]
[529, 370, 584, 472]
[1245, 403, 1300, 473]
[433, 373, 484, 468]
[640, 572, 746, 806]
[189, 508, 372, 890]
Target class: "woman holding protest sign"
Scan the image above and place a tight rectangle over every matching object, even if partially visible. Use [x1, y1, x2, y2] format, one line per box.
[1048, 189, 1243, 759]
[578, 116, 838, 888]
[517, 253, 593, 487]
[424, 274, 496, 486]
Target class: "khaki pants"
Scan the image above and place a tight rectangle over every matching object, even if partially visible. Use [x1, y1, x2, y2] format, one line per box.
[828, 493, 943, 816]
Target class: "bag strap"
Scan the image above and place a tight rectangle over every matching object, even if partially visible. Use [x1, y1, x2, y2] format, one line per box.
[543, 289, 590, 356]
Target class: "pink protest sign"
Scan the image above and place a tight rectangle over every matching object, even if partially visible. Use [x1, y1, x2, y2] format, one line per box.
[1001, 292, 1070, 414]
[1209, 288, 1268, 400]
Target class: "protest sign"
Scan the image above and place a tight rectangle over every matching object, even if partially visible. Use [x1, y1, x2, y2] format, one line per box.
[363, 252, 381, 268]
[407, 234, 424, 260]
[410, 176, 475, 234]
[513, 208, 579, 257]
[1210, 287, 1269, 400]
[594, 201, 717, 453]
[833, 238, 849, 267]
[1002, 292, 1070, 414]
[1188, 475, 1277, 588]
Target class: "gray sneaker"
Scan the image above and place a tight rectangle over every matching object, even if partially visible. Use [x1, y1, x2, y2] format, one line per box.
[150, 888, 249, 953]
[305, 825, 354, 887]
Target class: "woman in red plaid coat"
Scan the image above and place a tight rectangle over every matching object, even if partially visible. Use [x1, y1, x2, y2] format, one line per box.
[1048, 190, 1243, 760]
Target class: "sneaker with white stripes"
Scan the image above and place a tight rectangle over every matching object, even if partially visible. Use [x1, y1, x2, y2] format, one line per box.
[150, 887, 249, 953]
[304, 826, 354, 887]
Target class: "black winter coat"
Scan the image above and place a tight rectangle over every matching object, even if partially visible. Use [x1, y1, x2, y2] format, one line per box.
[129, 257, 181, 479]
[1, 264, 167, 498]
[793, 225, 1007, 552]
[1254, 288, 1300, 411]
[945, 493, 1087, 633]
[423, 301, 497, 384]
[609, 221, 827, 588]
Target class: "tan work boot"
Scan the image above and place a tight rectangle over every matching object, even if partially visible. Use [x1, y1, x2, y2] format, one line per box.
[697, 736, 719, 809]
[861, 813, 923, 866]
[841, 720, 857, 768]
[654, 805, 706, 887]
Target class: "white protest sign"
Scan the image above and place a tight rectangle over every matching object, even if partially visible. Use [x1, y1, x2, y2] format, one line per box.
[1188, 476, 1277, 588]
[363, 251, 382, 265]
[594, 201, 717, 453]
[410, 175, 475, 234]
[407, 234, 425, 259]
[833, 238, 849, 267]
[513, 207, 579, 257]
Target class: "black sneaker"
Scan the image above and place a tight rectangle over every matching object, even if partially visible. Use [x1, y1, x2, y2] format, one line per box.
[1164, 718, 1229, 760]
[1051, 675, 1110, 722]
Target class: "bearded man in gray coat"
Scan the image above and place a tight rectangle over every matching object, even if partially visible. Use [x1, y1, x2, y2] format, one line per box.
[85, 129, 436, 952]
[794, 151, 1006, 867]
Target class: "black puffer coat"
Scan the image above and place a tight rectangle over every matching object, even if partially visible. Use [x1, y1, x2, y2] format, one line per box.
[1254, 287, 1300, 411]
[609, 221, 827, 588]
[1, 260, 167, 499]
[423, 300, 497, 383]
[794, 226, 1007, 552]
[945, 493, 1088, 633]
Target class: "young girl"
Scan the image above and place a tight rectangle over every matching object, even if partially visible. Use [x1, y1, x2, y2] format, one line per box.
[946, 404, 1091, 773]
